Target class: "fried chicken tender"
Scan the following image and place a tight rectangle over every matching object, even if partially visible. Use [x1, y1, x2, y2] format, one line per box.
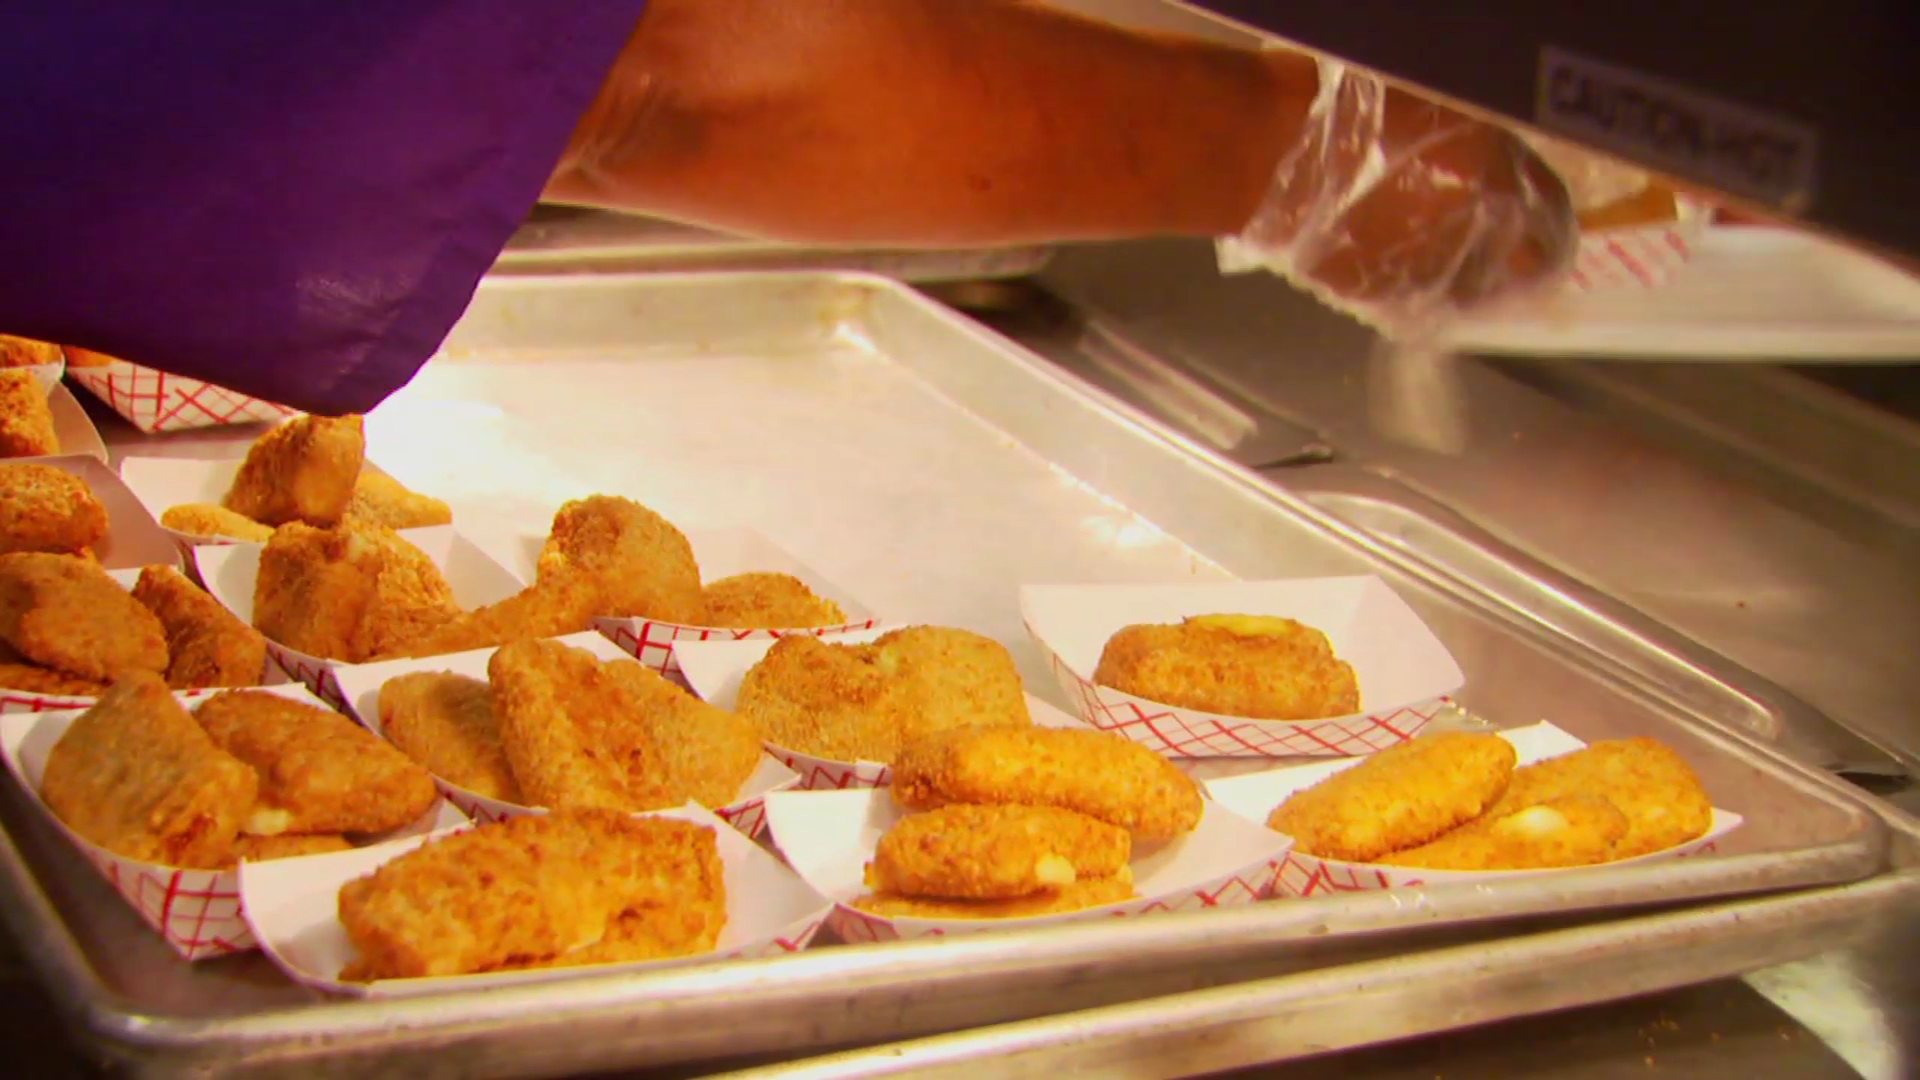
[537, 495, 703, 624]
[0, 553, 168, 681]
[194, 690, 437, 836]
[1379, 796, 1630, 870]
[0, 662, 106, 696]
[40, 675, 258, 869]
[0, 463, 109, 556]
[160, 503, 276, 543]
[1095, 614, 1360, 721]
[0, 369, 58, 458]
[893, 726, 1203, 843]
[1488, 739, 1714, 858]
[736, 626, 1032, 764]
[700, 572, 847, 630]
[0, 335, 63, 368]
[131, 565, 268, 688]
[344, 471, 453, 530]
[853, 875, 1137, 920]
[867, 805, 1131, 900]
[232, 833, 353, 863]
[378, 672, 523, 802]
[253, 521, 460, 663]
[1268, 732, 1517, 862]
[337, 810, 725, 981]
[392, 570, 602, 658]
[222, 413, 366, 527]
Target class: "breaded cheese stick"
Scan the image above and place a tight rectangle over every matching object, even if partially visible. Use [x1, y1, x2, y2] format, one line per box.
[1490, 739, 1714, 858]
[1267, 732, 1517, 863]
[160, 503, 275, 543]
[867, 805, 1131, 900]
[1379, 796, 1630, 870]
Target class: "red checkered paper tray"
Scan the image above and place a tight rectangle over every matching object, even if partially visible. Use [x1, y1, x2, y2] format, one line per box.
[762, 786, 1291, 943]
[0, 684, 468, 961]
[239, 803, 834, 998]
[331, 633, 800, 837]
[1020, 576, 1464, 759]
[193, 525, 528, 711]
[1567, 197, 1712, 292]
[64, 359, 294, 434]
[1204, 721, 1744, 898]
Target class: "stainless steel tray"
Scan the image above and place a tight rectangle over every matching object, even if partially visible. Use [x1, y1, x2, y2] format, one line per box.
[0, 271, 1908, 1079]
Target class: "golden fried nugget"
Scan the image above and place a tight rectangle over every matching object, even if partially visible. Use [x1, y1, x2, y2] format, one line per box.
[0, 463, 109, 556]
[232, 833, 353, 864]
[0, 335, 63, 368]
[378, 671, 521, 802]
[537, 495, 702, 624]
[222, 414, 366, 527]
[700, 572, 847, 630]
[736, 626, 1032, 764]
[487, 638, 653, 812]
[1095, 614, 1360, 721]
[195, 690, 438, 836]
[604, 659, 763, 810]
[1268, 732, 1517, 862]
[0, 662, 107, 696]
[867, 805, 1131, 900]
[40, 675, 258, 868]
[1489, 739, 1714, 858]
[893, 726, 1203, 842]
[253, 521, 461, 663]
[1379, 796, 1630, 871]
[345, 471, 453, 530]
[132, 565, 268, 688]
[160, 503, 276, 543]
[337, 810, 724, 980]
[392, 570, 602, 658]
[853, 875, 1136, 920]
[0, 370, 59, 458]
[0, 553, 168, 681]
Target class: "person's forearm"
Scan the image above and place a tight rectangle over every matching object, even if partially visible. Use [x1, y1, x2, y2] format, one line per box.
[545, 0, 1316, 246]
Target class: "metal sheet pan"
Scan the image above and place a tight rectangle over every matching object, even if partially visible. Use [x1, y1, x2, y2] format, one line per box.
[0, 271, 1906, 1078]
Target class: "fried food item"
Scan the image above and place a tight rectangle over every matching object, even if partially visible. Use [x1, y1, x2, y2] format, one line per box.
[1095, 614, 1360, 721]
[378, 671, 522, 802]
[345, 471, 453, 530]
[1267, 732, 1517, 862]
[0, 661, 107, 696]
[40, 675, 258, 868]
[700, 572, 847, 630]
[0, 369, 59, 458]
[602, 658, 763, 811]
[1380, 796, 1630, 870]
[0, 463, 109, 556]
[222, 413, 366, 527]
[337, 810, 725, 980]
[131, 565, 267, 688]
[736, 626, 1031, 764]
[1578, 184, 1681, 232]
[488, 639, 647, 811]
[0, 553, 168, 681]
[392, 570, 602, 658]
[1488, 739, 1714, 858]
[233, 833, 353, 863]
[253, 521, 460, 663]
[0, 336, 63, 368]
[160, 503, 276, 543]
[853, 875, 1137, 920]
[194, 690, 437, 836]
[893, 725, 1202, 843]
[537, 495, 702, 624]
[867, 805, 1130, 900]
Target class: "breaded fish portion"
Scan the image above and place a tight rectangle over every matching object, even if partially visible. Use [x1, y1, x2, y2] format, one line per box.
[253, 521, 461, 663]
[160, 503, 275, 543]
[853, 875, 1137, 920]
[1268, 732, 1517, 862]
[337, 810, 724, 980]
[736, 626, 1032, 764]
[537, 495, 703, 624]
[195, 689, 438, 836]
[1490, 739, 1714, 858]
[0, 335, 63, 367]
[0, 369, 58, 458]
[0, 642, 109, 694]
[0, 553, 168, 681]
[131, 565, 267, 688]
[0, 463, 109, 556]
[233, 833, 353, 863]
[345, 471, 453, 530]
[487, 639, 647, 812]
[378, 671, 522, 802]
[1095, 614, 1360, 721]
[700, 572, 847, 630]
[222, 413, 366, 527]
[867, 805, 1131, 899]
[41, 675, 258, 868]
[602, 659, 762, 811]
[1379, 796, 1630, 870]
[393, 570, 601, 658]
[892, 725, 1203, 843]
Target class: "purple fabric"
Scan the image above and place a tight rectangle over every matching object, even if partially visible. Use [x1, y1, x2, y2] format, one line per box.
[0, 1, 646, 414]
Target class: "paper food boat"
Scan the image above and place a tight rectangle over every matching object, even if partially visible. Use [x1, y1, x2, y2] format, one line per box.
[17, 358, 65, 394]
[763, 787, 1290, 944]
[332, 633, 799, 836]
[1569, 196, 1713, 292]
[1204, 721, 1744, 897]
[241, 803, 833, 997]
[675, 627, 1089, 791]
[1020, 577, 1464, 759]
[63, 354, 294, 434]
[194, 526, 527, 711]
[119, 455, 420, 551]
[0, 684, 468, 960]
